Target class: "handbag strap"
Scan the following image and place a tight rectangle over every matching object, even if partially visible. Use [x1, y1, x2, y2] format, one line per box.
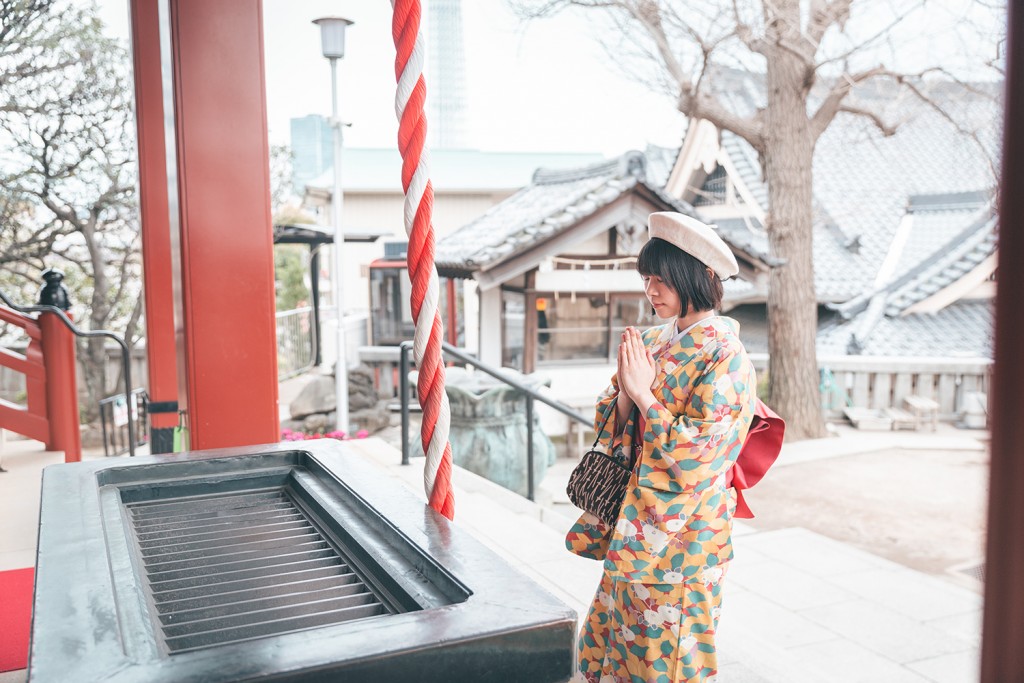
[590, 396, 640, 450]
[590, 396, 617, 450]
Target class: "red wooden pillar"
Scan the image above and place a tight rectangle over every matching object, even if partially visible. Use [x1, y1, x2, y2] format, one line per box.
[129, 0, 179, 453]
[165, 0, 280, 449]
[982, 2, 1024, 678]
[38, 313, 81, 461]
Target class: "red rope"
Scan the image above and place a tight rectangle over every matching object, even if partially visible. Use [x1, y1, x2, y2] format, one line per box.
[392, 0, 454, 520]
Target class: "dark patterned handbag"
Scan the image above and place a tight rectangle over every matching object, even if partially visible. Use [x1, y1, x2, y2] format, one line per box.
[565, 401, 636, 526]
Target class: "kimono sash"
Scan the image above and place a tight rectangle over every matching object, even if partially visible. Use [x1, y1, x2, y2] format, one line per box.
[725, 398, 785, 518]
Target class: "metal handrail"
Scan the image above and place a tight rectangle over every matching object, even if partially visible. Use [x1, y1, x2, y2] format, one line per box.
[0, 288, 137, 457]
[399, 340, 591, 501]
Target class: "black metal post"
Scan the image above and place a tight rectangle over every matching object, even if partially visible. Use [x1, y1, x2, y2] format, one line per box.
[100, 404, 111, 458]
[526, 395, 535, 502]
[400, 341, 412, 466]
[310, 249, 322, 366]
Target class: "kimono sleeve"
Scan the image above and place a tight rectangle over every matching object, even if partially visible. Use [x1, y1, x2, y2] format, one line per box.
[637, 345, 755, 493]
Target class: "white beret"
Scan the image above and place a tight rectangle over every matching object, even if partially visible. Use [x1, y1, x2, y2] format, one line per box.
[648, 212, 739, 279]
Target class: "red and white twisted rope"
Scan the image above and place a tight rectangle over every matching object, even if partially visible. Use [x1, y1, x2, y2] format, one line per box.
[391, 0, 455, 519]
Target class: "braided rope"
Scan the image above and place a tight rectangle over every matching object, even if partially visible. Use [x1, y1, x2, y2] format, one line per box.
[391, 0, 454, 519]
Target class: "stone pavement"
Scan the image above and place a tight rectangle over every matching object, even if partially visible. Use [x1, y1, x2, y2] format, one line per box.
[359, 422, 986, 683]
[0, 423, 986, 683]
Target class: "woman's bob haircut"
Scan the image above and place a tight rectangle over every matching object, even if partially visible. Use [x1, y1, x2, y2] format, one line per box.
[637, 237, 724, 315]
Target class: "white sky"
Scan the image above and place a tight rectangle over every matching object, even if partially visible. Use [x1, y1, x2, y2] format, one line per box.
[95, 0, 1003, 156]
[96, 0, 688, 156]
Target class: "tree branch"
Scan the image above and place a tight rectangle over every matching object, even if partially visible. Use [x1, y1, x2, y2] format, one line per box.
[680, 87, 765, 152]
[808, 65, 891, 141]
[804, 0, 853, 47]
[836, 103, 898, 136]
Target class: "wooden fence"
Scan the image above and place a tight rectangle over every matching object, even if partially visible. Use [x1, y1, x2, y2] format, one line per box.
[750, 354, 992, 421]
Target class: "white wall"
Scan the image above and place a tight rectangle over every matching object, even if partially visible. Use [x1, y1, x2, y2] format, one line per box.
[463, 280, 480, 355]
[478, 286, 503, 368]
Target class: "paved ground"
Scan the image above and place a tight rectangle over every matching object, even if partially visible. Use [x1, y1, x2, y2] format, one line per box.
[357, 428, 987, 683]
[0, 397, 990, 683]
[742, 444, 988, 580]
[381, 412, 988, 585]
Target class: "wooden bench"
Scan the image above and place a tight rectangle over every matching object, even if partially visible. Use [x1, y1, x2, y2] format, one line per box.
[843, 406, 893, 431]
[903, 395, 939, 431]
[883, 407, 918, 431]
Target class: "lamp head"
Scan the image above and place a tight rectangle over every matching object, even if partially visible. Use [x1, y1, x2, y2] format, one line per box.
[313, 17, 353, 60]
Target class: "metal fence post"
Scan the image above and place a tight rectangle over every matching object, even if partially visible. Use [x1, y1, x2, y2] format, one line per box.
[400, 341, 411, 466]
[526, 395, 535, 502]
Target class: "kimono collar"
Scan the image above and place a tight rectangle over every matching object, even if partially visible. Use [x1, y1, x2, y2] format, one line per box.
[651, 315, 741, 360]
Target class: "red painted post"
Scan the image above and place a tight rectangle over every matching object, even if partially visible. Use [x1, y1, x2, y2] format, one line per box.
[129, 0, 180, 454]
[38, 312, 81, 461]
[982, 3, 1024, 678]
[168, 0, 280, 449]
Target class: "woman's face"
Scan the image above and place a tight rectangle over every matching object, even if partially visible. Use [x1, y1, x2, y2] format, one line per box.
[641, 273, 681, 318]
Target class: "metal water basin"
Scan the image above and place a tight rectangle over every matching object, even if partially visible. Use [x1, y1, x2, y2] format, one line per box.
[29, 441, 576, 682]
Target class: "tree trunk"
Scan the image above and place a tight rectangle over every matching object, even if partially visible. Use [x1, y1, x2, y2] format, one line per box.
[78, 336, 107, 424]
[77, 217, 112, 424]
[762, 2, 828, 440]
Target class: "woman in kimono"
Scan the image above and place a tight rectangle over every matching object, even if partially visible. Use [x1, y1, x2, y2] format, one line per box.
[567, 212, 758, 683]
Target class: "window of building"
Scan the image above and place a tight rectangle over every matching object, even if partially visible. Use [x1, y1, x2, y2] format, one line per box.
[369, 265, 464, 347]
[536, 293, 657, 366]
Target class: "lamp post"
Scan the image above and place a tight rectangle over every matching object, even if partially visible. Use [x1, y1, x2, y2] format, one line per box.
[313, 16, 353, 433]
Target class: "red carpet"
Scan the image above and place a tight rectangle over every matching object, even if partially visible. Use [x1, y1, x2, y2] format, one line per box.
[0, 567, 33, 672]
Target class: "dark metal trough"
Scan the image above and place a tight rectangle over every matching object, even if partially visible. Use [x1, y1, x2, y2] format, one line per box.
[29, 440, 576, 682]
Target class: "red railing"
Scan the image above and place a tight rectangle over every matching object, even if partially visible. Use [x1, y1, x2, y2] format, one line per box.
[0, 303, 81, 461]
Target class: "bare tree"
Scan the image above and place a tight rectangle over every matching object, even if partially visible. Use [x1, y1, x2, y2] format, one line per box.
[512, 0, 1002, 439]
[1, 1, 141, 423]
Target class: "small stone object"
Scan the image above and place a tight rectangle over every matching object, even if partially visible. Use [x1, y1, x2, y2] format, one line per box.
[302, 413, 331, 432]
[289, 376, 335, 419]
[286, 367, 390, 435]
[348, 365, 378, 411]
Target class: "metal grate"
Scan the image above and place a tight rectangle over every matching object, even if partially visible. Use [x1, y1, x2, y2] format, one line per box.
[125, 486, 391, 654]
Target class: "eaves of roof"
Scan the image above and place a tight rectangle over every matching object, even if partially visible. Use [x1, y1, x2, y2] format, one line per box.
[435, 150, 698, 276]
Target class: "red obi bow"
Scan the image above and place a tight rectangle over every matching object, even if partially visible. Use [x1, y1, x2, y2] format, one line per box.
[726, 398, 785, 518]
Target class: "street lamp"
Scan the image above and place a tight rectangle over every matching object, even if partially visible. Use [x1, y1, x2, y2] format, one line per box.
[313, 16, 354, 433]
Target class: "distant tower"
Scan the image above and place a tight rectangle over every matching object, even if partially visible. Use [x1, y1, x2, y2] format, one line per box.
[427, 0, 471, 149]
[289, 114, 333, 195]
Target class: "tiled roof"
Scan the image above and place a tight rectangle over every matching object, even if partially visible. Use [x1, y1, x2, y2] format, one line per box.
[436, 150, 695, 272]
[833, 203, 995, 316]
[702, 71, 999, 303]
[886, 215, 996, 315]
[823, 202, 996, 355]
[643, 144, 680, 189]
[817, 300, 993, 358]
[698, 203, 868, 301]
[712, 216, 769, 262]
[812, 104, 997, 284]
[720, 131, 768, 209]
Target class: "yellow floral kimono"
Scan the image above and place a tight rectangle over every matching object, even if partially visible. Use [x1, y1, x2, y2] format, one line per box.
[567, 316, 756, 683]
